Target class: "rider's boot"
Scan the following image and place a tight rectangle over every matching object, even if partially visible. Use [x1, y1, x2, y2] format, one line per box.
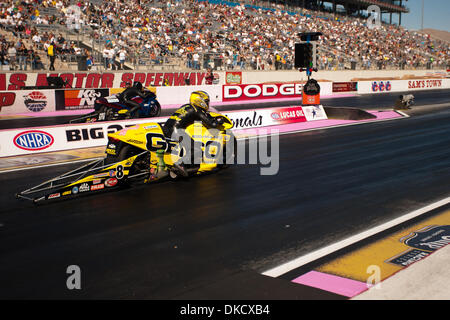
[152, 150, 168, 180]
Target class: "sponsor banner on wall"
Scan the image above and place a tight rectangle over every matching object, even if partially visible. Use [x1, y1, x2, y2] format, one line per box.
[0, 72, 224, 90]
[358, 79, 450, 94]
[224, 105, 327, 129]
[332, 82, 357, 93]
[223, 83, 303, 102]
[406, 79, 448, 90]
[0, 90, 56, 115]
[55, 89, 110, 110]
[0, 105, 327, 157]
[225, 72, 243, 85]
[223, 82, 333, 102]
[0, 117, 168, 157]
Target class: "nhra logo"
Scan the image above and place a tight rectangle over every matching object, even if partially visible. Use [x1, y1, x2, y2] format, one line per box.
[23, 91, 47, 112]
[13, 130, 54, 151]
[372, 81, 391, 92]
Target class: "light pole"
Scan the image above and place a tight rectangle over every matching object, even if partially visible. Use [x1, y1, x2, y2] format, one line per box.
[421, 0, 424, 30]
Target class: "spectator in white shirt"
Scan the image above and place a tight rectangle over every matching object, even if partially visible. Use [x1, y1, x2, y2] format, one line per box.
[119, 49, 126, 70]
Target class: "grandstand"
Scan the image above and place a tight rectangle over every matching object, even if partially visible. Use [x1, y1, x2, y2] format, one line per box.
[0, 0, 448, 72]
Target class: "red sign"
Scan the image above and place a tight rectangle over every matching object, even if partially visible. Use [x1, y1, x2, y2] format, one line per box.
[302, 94, 320, 105]
[0, 92, 16, 111]
[223, 83, 303, 102]
[332, 82, 357, 93]
[270, 106, 307, 124]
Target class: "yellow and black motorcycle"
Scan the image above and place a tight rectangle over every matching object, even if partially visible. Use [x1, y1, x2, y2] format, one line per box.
[16, 113, 235, 203]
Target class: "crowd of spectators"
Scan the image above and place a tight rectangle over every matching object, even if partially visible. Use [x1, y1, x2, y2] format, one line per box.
[0, 0, 448, 71]
[1, 35, 45, 70]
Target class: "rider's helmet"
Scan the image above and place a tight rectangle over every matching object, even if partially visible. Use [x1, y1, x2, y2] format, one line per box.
[190, 91, 210, 111]
[133, 81, 143, 91]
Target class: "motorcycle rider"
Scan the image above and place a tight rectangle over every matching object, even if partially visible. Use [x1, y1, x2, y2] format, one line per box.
[162, 90, 223, 176]
[117, 81, 151, 117]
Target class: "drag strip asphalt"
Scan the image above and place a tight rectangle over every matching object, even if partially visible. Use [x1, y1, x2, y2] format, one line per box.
[0, 105, 449, 299]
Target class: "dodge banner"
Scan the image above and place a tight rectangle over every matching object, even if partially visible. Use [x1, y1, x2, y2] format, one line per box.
[223, 83, 303, 102]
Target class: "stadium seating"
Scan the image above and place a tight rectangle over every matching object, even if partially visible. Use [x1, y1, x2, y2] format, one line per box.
[0, 0, 448, 71]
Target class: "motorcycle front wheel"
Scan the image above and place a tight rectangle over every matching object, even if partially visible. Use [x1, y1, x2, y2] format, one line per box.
[149, 100, 161, 117]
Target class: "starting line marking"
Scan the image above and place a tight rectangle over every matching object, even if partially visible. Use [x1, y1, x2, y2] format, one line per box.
[261, 196, 450, 278]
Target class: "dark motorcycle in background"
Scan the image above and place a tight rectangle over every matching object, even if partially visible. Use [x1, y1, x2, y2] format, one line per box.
[69, 89, 161, 123]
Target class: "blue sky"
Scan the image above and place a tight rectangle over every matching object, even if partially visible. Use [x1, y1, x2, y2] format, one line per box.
[401, 0, 450, 31]
[326, 0, 450, 32]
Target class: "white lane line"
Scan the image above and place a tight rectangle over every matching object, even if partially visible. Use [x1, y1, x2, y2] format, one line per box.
[262, 196, 450, 278]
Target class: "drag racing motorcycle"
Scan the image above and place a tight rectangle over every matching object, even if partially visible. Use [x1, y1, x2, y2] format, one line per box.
[69, 88, 161, 124]
[16, 113, 235, 203]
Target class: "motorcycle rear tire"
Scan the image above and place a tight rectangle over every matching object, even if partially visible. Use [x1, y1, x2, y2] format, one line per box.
[104, 144, 134, 165]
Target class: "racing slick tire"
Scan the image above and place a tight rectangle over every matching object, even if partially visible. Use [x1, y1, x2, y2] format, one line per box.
[104, 144, 133, 165]
[105, 145, 151, 185]
[149, 100, 161, 118]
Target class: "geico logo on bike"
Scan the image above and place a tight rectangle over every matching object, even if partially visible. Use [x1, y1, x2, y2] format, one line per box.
[223, 83, 303, 100]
